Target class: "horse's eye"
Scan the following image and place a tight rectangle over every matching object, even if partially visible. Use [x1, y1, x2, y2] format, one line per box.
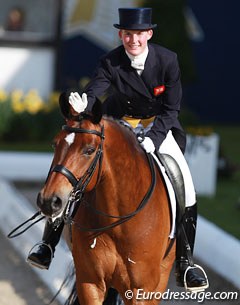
[83, 146, 95, 155]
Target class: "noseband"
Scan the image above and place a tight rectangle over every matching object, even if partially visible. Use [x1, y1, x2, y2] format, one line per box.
[50, 123, 104, 219]
[49, 121, 156, 233]
[51, 124, 104, 189]
[8, 120, 156, 238]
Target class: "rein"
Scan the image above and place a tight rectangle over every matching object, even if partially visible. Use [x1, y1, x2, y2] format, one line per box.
[7, 123, 104, 239]
[8, 211, 44, 239]
[69, 152, 156, 233]
[55, 122, 156, 233]
[8, 120, 157, 237]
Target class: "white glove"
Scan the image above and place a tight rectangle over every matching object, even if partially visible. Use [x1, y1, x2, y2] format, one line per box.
[69, 92, 88, 113]
[140, 137, 155, 153]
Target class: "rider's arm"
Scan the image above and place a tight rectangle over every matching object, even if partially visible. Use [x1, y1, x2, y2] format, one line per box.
[146, 53, 182, 150]
[84, 57, 113, 111]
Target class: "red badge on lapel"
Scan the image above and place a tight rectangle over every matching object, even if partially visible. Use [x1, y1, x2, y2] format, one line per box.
[154, 85, 165, 96]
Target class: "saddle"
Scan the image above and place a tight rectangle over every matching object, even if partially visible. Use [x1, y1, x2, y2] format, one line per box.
[154, 151, 185, 224]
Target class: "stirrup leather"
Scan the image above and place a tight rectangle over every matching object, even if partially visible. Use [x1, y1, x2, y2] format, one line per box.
[183, 264, 209, 292]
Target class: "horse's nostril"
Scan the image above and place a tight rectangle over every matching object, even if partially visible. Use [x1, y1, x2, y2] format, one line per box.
[36, 193, 62, 216]
[51, 195, 62, 212]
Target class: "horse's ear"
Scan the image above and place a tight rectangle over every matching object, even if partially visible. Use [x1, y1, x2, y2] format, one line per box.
[91, 98, 102, 124]
[59, 91, 71, 119]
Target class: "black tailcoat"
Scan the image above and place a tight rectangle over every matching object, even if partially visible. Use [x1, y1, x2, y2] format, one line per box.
[85, 43, 186, 152]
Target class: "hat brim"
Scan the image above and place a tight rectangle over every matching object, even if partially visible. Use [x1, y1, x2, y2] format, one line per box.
[113, 23, 157, 30]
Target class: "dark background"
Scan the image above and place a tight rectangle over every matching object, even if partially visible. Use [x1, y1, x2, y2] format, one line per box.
[59, 0, 240, 124]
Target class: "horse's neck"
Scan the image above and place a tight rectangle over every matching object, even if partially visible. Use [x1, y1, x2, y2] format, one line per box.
[96, 121, 149, 214]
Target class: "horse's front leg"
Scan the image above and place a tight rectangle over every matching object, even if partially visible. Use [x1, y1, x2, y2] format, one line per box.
[75, 281, 106, 305]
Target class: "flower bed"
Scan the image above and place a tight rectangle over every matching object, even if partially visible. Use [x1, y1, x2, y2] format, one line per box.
[0, 89, 63, 142]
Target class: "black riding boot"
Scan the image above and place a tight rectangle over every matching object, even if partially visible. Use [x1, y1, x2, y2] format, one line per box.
[175, 204, 208, 291]
[27, 219, 64, 269]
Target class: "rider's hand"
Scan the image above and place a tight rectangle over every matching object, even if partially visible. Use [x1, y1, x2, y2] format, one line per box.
[140, 137, 155, 153]
[69, 92, 88, 113]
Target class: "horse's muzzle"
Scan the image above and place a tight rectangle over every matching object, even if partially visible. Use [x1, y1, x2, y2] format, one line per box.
[37, 192, 63, 217]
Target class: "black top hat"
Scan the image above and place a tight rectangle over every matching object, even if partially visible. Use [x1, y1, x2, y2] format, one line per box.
[114, 8, 157, 30]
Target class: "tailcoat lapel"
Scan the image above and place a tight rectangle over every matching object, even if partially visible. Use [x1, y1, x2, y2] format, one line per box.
[118, 49, 152, 99]
[140, 44, 159, 91]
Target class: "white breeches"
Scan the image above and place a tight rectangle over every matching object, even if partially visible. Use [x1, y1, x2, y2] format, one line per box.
[134, 124, 196, 208]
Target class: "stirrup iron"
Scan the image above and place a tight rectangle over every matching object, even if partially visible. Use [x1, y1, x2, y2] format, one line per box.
[26, 242, 54, 269]
[183, 264, 209, 292]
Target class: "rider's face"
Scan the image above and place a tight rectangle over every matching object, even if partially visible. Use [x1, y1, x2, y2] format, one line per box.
[119, 29, 153, 56]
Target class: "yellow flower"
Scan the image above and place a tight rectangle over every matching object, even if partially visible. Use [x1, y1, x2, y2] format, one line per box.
[10, 90, 24, 113]
[22, 89, 44, 114]
[0, 89, 8, 103]
[11, 89, 24, 102]
[11, 100, 25, 113]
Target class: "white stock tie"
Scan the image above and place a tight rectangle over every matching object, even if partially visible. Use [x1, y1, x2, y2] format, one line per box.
[131, 58, 145, 71]
[126, 47, 149, 73]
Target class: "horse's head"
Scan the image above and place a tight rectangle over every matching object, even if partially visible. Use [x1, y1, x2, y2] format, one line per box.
[37, 93, 103, 218]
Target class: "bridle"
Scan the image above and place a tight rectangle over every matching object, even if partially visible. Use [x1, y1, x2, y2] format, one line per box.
[7, 121, 105, 239]
[50, 123, 105, 223]
[50, 121, 157, 233]
[7, 120, 157, 237]
[52, 124, 104, 190]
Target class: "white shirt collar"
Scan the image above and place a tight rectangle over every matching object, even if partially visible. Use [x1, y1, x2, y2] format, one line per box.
[125, 46, 149, 72]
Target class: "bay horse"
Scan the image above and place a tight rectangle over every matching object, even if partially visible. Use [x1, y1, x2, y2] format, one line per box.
[37, 95, 176, 304]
